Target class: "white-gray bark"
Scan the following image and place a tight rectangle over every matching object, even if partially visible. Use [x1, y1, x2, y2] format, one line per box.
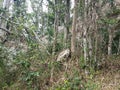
[71, 0, 78, 55]
[83, 0, 89, 64]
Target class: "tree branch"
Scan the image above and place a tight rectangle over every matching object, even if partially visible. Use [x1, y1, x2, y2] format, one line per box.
[0, 27, 12, 34]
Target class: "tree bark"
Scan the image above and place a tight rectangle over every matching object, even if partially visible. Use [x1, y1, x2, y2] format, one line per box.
[64, 0, 70, 48]
[83, 0, 89, 64]
[52, 0, 59, 55]
[71, 0, 78, 55]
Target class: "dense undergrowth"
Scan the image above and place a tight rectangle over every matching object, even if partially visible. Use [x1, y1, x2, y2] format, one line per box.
[0, 43, 120, 90]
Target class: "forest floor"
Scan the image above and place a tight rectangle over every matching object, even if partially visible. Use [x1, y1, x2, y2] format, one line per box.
[4, 55, 120, 90]
[50, 55, 120, 90]
[94, 56, 120, 90]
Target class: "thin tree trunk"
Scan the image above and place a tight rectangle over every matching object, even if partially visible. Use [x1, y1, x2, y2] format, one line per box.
[107, 0, 115, 55]
[52, 10, 58, 55]
[94, 28, 98, 67]
[83, 0, 88, 65]
[64, 0, 70, 48]
[71, 0, 78, 55]
[51, 0, 59, 83]
[88, 36, 92, 66]
[93, 2, 99, 68]
[108, 29, 113, 55]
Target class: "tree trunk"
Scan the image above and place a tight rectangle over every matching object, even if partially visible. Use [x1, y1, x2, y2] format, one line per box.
[71, 0, 78, 55]
[64, 0, 70, 48]
[52, 0, 59, 55]
[83, 0, 88, 65]
[108, 29, 113, 55]
[88, 36, 92, 62]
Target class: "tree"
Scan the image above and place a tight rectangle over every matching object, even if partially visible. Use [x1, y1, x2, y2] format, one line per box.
[52, 0, 59, 55]
[71, 0, 78, 55]
[64, 0, 70, 48]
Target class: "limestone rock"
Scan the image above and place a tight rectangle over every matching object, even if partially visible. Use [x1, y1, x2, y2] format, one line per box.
[57, 49, 70, 62]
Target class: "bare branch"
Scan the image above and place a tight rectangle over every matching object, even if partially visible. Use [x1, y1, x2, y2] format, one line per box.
[0, 27, 12, 34]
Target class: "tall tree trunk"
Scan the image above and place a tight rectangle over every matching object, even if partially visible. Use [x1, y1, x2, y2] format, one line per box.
[92, 1, 99, 68]
[64, 0, 70, 48]
[83, 0, 89, 65]
[71, 0, 78, 55]
[52, 0, 59, 55]
[52, 12, 58, 55]
[51, 0, 59, 83]
[88, 36, 92, 65]
[107, 1, 115, 55]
